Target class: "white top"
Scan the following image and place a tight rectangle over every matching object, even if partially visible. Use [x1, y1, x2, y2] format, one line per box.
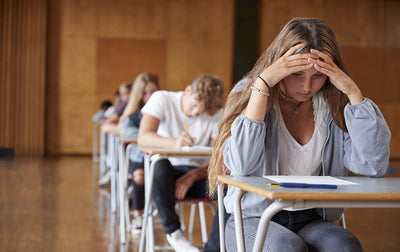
[278, 92, 329, 176]
[141, 90, 223, 167]
[104, 106, 115, 118]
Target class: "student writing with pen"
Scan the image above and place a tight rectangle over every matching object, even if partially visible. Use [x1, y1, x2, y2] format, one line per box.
[138, 74, 224, 252]
[208, 18, 391, 252]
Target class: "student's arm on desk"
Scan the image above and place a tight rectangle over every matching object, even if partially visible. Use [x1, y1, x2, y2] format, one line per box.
[175, 163, 209, 200]
[138, 113, 195, 148]
[102, 113, 119, 125]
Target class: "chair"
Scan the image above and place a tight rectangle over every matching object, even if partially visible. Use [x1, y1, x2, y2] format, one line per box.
[339, 213, 346, 229]
[139, 152, 216, 252]
[178, 197, 217, 243]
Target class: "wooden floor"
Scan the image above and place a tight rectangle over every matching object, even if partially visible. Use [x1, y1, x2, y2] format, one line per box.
[0, 156, 399, 252]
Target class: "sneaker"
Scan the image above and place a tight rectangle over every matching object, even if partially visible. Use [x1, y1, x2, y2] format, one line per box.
[166, 229, 200, 252]
[98, 170, 111, 186]
[131, 215, 143, 235]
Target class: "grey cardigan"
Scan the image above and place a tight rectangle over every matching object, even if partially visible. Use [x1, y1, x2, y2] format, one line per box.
[223, 97, 391, 221]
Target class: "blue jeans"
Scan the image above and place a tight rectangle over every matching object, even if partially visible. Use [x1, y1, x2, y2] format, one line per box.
[152, 159, 208, 234]
[226, 209, 363, 252]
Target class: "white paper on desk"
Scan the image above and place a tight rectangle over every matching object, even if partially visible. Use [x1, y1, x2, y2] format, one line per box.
[181, 145, 213, 152]
[263, 176, 358, 185]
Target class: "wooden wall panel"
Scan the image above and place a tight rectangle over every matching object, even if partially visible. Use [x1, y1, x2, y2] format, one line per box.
[97, 0, 167, 39]
[0, 0, 46, 155]
[259, 0, 400, 158]
[166, 0, 234, 91]
[97, 39, 167, 95]
[46, 0, 234, 154]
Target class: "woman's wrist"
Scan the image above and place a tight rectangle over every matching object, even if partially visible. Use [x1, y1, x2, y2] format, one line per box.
[345, 84, 363, 105]
[347, 88, 363, 105]
[254, 77, 270, 93]
[258, 70, 277, 88]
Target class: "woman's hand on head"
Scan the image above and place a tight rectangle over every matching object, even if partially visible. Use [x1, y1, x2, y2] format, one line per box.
[308, 49, 363, 104]
[259, 43, 318, 87]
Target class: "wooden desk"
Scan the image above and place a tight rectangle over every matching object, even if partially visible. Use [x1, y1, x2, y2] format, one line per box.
[138, 147, 212, 252]
[218, 175, 400, 252]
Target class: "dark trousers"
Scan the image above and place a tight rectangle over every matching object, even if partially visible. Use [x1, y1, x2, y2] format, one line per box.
[128, 160, 145, 210]
[152, 159, 208, 234]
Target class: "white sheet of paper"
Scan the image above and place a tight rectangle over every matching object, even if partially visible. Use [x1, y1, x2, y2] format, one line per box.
[263, 176, 358, 185]
[181, 146, 213, 152]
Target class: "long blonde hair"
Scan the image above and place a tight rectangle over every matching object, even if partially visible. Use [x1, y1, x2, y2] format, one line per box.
[119, 73, 159, 126]
[208, 17, 350, 195]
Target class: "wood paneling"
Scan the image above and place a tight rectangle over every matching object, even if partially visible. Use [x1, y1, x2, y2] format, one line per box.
[166, 0, 234, 92]
[0, 0, 47, 155]
[97, 38, 166, 95]
[46, 0, 234, 154]
[259, 0, 400, 157]
[3, 0, 397, 156]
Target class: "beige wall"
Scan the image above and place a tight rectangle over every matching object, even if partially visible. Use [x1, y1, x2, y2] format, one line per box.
[259, 0, 400, 157]
[46, 0, 235, 154]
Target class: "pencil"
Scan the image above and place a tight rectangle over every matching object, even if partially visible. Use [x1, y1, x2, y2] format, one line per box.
[267, 182, 337, 189]
[184, 122, 189, 133]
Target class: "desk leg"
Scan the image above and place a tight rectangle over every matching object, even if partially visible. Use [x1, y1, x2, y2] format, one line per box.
[139, 154, 161, 252]
[125, 144, 134, 230]
[99, 131, 107, 175]
[93, 123, 99, 161]
[148, 202, 154, 252]
[118, 142, 126, 244]
[218, 184, 225, 252]
[111, 136, 118, 213]
[234, 189, 246, 252]
[139, 154, 151, 252]
[252, 200, 291, 252]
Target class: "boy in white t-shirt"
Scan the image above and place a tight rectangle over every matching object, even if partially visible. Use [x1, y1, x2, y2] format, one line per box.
[138, 74, 224, 252]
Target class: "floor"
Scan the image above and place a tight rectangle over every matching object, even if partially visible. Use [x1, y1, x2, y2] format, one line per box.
[0, 156, 399, 252]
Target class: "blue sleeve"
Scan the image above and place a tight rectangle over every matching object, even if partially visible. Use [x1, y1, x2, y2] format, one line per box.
[120, 117, 139, 140]
[343, 98, 391, 177]
[223, 115, 267, 176]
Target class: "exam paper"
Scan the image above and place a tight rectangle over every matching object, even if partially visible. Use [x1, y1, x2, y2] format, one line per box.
[181, 146, 213, 152]
[264, 176, 358, 185]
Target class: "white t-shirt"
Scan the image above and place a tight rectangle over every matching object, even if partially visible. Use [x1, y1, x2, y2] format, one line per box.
[141, 90, 223, 167]
[277, 92, 329, 176]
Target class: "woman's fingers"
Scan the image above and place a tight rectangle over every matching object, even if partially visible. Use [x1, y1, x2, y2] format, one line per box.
[283, 42, 307, 56]
[310, 49, 332, 62]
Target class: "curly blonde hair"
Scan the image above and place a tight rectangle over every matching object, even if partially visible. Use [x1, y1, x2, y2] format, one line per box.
[190, 74, 225, 116]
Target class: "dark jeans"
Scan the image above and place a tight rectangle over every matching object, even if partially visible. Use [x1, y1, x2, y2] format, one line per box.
[128, 160, 144, 210]
[152, 159, 208, 234]
[226, 209, 364, 252]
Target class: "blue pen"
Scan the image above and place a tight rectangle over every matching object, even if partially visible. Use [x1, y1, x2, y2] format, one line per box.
[277, 182, 337, 189]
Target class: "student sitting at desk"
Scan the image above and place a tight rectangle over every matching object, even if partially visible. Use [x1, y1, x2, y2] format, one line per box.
[99, 82, 132, 186]
[119, 72, 159, 234]
[138, 74, 224, 252]
[208, 17, 391, 252]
